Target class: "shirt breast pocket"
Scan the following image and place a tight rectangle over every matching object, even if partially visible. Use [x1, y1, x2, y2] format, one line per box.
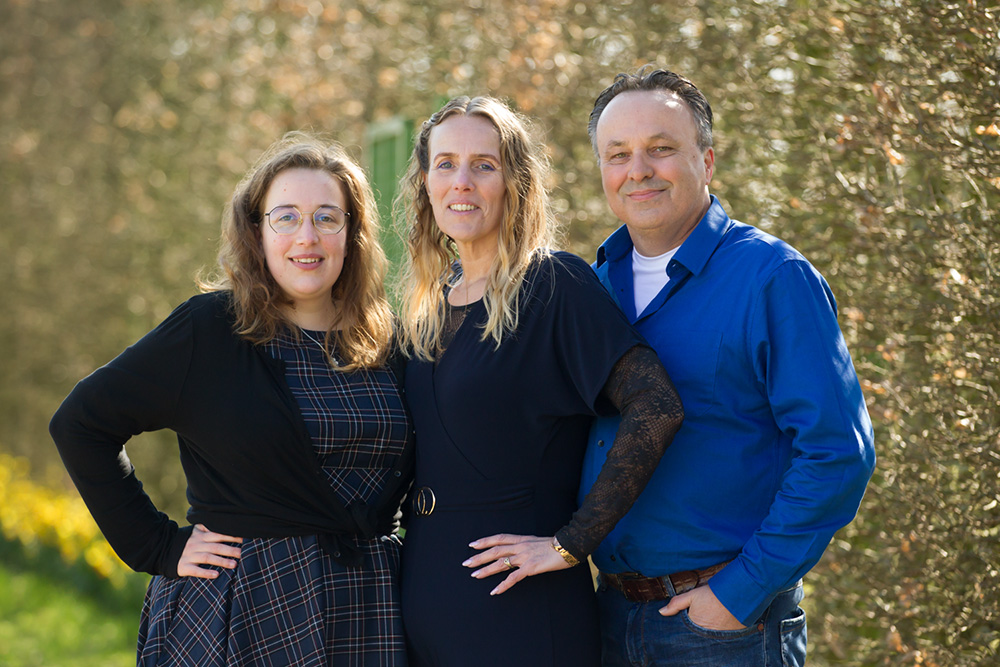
[645, 328, 723, 417]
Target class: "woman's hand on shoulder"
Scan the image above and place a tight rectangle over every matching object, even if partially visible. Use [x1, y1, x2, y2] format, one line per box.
[463, 533, 572, 596]
[176, 524, 243, 578]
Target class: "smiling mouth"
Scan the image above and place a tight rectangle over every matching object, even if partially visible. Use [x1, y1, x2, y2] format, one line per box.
[293, 257, 322, 264]
[626, 189, 663, 200]
[449, 204, 478, 212]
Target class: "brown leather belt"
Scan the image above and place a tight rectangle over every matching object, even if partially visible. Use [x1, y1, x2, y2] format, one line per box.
[602, 561, 731, 602]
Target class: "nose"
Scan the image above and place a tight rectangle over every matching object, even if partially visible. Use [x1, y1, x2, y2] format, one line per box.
[628, 153, 653, 182]
[453, 164, 474, 190]
[294, 216, 321, 243]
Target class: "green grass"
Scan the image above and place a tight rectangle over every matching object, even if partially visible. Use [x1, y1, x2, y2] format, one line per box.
[0, 539, 148, 667]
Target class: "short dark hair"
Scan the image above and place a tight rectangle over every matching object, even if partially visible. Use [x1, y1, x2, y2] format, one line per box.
[588, 67, 713, 157]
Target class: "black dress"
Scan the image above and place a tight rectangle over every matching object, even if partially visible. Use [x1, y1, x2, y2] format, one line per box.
[401, 252, 644, 666]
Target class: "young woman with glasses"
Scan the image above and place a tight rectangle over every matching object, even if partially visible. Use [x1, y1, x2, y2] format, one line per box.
[50, 134, 413, 666]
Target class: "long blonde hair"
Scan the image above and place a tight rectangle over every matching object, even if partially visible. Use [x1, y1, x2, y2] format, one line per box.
[200, 133, 393, 370]
[396, 96, 555, 360]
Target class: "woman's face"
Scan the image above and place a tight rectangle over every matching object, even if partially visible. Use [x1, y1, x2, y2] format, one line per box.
[424, 114, 506, 258]
[261, 168, 349, 323]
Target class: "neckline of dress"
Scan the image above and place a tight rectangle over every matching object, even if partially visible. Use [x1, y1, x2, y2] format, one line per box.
[446, 299, 479, 310]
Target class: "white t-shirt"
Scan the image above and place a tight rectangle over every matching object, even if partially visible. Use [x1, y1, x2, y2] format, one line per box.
[633, 246, 678, 317]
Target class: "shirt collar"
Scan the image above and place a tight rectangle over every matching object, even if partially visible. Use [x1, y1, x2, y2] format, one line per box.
[673, 195, 731, 276]
[596, 195, 732, 275]
[596, 223, 634, 266]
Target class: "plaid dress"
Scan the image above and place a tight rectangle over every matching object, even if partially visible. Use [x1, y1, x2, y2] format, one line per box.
[137, 329, 410, 666]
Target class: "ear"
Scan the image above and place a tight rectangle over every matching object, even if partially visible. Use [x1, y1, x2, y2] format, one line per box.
[703, 147, 715, 184]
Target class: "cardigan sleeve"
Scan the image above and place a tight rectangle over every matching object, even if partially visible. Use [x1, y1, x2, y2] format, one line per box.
[49, 298, 198, 577]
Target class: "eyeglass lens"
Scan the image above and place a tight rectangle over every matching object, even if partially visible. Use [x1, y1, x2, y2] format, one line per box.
[266, 206, 347, 234]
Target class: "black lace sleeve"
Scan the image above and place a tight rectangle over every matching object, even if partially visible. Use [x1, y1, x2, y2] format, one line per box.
[555, 344, 684, 561]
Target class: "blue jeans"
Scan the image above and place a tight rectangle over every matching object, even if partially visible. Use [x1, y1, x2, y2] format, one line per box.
[596, 576, 807, 667]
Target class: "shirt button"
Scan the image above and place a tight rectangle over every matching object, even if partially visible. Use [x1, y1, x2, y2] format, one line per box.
[598, 440, 605, 447]
[334, 551, 342, 558]
[394, 470, 402, 477]
[610, 555, 617, 561]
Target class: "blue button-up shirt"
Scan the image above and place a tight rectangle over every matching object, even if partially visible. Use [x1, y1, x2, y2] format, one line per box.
[580, 196, 875, 625]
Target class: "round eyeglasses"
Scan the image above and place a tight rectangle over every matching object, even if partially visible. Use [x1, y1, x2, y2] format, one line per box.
[265, 205, 349, 235]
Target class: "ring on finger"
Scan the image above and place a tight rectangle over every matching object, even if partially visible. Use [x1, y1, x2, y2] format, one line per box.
[503, 557, 516, 571]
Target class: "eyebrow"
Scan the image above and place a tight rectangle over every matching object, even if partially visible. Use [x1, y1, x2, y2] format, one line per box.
[602, 133, 676, 151]
[432, 151, 501, 161]
[272, 203, 343, 209]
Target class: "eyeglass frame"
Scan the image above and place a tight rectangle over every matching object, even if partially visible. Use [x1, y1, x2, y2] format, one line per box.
[263, 204, 350, 235]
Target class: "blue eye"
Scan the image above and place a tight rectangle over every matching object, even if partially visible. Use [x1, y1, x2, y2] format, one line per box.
[314, 212, 336, 224]
[269, 207, 301, 223]
[476, 162, 496, 171]
[437, 160, 454, 169]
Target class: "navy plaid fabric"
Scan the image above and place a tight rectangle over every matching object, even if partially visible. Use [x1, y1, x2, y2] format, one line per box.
[137, 330, 409, 666]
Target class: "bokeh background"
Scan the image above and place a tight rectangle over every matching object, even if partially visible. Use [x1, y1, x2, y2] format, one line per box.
[2, 0, 997, 664]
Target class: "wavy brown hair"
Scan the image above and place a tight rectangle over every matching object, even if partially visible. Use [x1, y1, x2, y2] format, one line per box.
[396, 96, 555, 360]
[200, 133, 393, 370]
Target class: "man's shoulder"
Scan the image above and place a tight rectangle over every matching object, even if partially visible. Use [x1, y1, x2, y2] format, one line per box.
[724, 220, 806, 264]
[711, 222, 834, 309]
[711, 220, 819, 286]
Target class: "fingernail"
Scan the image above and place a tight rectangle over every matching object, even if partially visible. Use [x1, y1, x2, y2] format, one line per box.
[461, 559, 471, 566]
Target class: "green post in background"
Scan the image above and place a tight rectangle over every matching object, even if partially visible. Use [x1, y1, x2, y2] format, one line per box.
[366, 117, 414, 292]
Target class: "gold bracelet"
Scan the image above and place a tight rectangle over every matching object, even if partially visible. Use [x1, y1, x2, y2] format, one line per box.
[552, 536, 580, 567]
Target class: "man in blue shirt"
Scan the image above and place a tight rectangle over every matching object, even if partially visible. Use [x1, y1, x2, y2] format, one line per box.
[579, 68, 876, 666]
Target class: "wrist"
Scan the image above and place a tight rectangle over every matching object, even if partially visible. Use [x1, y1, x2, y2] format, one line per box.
[551, 536, 580, 567]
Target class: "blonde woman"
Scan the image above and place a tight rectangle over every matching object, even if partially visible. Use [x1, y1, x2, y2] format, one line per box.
[396, 97, 684, 666]
[50, 135, 413, 665]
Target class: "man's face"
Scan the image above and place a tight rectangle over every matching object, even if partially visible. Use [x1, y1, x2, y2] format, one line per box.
[594, 90, 714, 255]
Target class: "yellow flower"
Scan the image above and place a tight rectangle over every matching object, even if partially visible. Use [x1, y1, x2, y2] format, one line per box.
[0, 453, 132, 587]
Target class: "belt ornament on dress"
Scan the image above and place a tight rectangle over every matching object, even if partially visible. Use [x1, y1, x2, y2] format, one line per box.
[412, 486, 436, 516]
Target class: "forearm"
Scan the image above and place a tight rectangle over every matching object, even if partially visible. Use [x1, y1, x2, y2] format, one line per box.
[49, 301, 194, 575]
[50, 381, 188, 576]
[711, 435, 875, 624]
[557, 345, 683, 560]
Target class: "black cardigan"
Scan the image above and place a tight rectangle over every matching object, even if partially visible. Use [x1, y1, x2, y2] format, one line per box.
[49, 291, 414, 577]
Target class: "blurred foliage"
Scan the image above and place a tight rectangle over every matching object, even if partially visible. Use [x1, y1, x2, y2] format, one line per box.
[0, 453, 147, 662]
[1, 0, 997, 663]
[0, 555, 138, 666]
[0, 453, 135, 588]
[1, 533, 145, 667]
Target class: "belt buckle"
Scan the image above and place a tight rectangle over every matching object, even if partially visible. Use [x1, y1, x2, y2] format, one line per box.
[412, 486, 436, 516]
